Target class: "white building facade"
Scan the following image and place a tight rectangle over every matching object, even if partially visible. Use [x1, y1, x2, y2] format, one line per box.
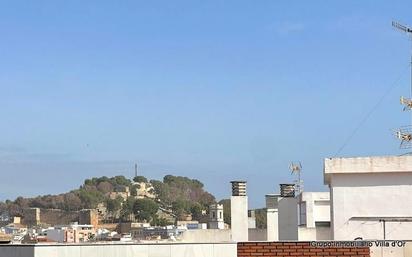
[324, 155, 412, 240]
[298, 192, 331, 240]
[208, 204, 224, 229]
[265, 189, 331, 241]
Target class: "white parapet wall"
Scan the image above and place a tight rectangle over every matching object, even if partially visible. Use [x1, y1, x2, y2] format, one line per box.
[0, 243, 237, 257]
[179, 229, 232, 243]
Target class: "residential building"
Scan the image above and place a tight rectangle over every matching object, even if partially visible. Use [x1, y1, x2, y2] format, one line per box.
[265, 185, 331, 241]
[46, 223, 95, 243]
[324, 155, 412, 240]
[208, 204, 224, 229]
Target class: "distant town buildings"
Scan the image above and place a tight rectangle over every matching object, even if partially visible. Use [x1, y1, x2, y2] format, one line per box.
[208, 204, 224, 229]
[1, 153, 412, 257]
[47, 223, 95, 243]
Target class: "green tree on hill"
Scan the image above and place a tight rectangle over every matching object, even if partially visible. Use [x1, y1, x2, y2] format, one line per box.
[218, 199, 231, 225]
[151, 216, 173, 226]
[120, 197, 136, 221]
[133, 199, 159, 222]
[4, 174, 217, 224]
[78, 188, 104, 209]
[106, 196, 123, 214]
[255, 208, 267, 229]
[133, 176, 148, 183]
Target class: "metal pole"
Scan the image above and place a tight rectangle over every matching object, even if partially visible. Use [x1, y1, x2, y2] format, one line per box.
[410, 38, 412, 126]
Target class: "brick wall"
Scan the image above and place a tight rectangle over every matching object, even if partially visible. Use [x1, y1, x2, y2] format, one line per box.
[237, 242, 370, 257]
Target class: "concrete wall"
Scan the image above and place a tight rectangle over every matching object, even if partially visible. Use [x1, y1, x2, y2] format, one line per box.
[0, 245, 34, 257]
[179, 229, 231, 243]
[278, 197, 298, 240]
[230, 196, 248, 242]
[47, 229, 65, 243]
[330, 173, 412, 240]
[266, 208, 278, 241]
[324, 156, 412, 182]
[266, 194, 280, 241]
[0, 243, 237, 257]
[2, 241, 411, 257]
[370, 241, 412, 257]
[299, 192, 330, 228]
[298, 226, 331, 241]
[314, 200, 330, 223]
[248, 229, 267, 241]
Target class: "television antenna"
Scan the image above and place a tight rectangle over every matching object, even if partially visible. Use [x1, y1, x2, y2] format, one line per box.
[392, 21, 412, 149]
[400, 96, 412, 111]
[289, 162, 303, 195]
[394, 126, 412, 148]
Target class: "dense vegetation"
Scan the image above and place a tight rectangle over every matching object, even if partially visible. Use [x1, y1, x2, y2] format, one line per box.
[254, 208, 267, 229]
[150, 175, 215, 220]
[0, 175, 216, 224]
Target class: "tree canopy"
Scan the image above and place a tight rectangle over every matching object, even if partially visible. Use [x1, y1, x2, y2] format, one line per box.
[2, 174, 217, 224]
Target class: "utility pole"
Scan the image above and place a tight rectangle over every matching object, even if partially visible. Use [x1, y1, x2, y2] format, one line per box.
[392, 21, 412, 149]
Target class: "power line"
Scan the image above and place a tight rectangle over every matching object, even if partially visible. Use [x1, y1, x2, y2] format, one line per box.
[334, 64, 410, 156]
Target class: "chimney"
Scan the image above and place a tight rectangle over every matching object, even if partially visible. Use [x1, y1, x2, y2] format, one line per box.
[231, 181, 247, 196]
[278, 184, 298, 240]
[230, 181, 249, 242]
[265, 194, 280, 241]
[280, 183, 295, 197]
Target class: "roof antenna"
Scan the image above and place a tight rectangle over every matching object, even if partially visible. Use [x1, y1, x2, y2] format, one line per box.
[392, 21, 412, 149]
[289, 162, 303, 195]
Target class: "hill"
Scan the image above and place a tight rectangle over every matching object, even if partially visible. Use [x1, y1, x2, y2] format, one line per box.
[0, 175, 216, 225]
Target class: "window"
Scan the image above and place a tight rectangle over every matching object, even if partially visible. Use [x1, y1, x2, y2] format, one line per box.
[315, 221, 330, 227]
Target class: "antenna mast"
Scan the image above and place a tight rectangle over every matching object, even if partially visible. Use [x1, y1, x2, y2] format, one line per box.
[392, 21, 412, 149]
[135, 163, 138, 178]
[289, 162, 303, 195]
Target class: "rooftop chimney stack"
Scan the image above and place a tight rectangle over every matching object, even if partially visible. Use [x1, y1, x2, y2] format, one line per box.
[230, 181, 249, 242]
[266, 194, 280, 241]
[280, 183, 295, 197]
[231, 181, 247, 196]
[278, 184, 298, 240]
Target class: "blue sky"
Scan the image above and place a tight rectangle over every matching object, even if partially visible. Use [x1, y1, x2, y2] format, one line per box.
[0, 1, 411, 207]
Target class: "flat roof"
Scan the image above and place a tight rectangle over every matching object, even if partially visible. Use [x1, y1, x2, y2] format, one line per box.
[324, 155, 412, 184]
